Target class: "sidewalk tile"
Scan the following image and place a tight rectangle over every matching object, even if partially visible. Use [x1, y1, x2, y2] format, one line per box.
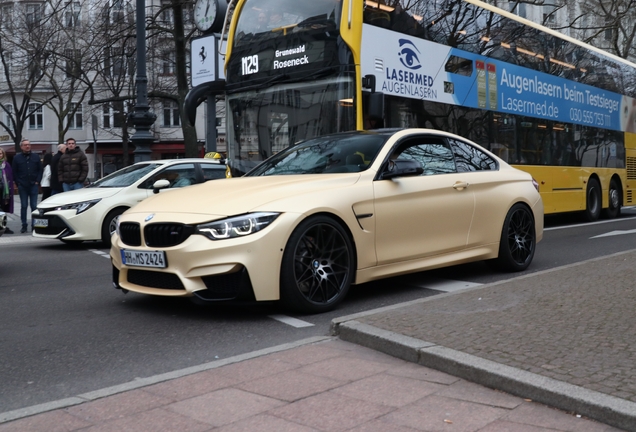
[236, 369, 344, 402]
[0, 411, 91, 432]
[65, 389, 172, 423]
[78, 407, 211, 432]
[435, 380, 525, 409]
[502, 402, 622, 431]
[380, 395, 508, 431]
[269, 391, 394, 432]
[332, 373, 444, 407]
[142, 369, 241, 401]
[166, 388, 285, 428]
[214, 355, 299, 383]
[298, 356, 392, 382]
[214, 414, 320, 432]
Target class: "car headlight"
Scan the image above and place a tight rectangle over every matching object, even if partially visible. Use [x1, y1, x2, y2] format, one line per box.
[55, 199, 101, 215]
[196, 212, 280, 240]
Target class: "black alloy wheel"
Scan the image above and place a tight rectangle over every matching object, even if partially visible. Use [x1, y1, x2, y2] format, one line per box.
[280, 216, 355, 313]
[495, 203, 536, 272]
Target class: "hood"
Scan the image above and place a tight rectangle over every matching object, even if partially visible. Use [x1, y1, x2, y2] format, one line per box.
[126, 174, 361, 218]
[39, 187, 122, 207]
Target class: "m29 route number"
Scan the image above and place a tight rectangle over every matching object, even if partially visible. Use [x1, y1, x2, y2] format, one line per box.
[242, 55, 259, 75]
[121, 249, 166, 268]
[569, 108, 611, 127]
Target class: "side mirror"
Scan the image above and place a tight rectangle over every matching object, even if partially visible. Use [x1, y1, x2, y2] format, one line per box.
[152, 179, 171, 194]
[381, 159, 423, 180]
[368, 91, 384, 122]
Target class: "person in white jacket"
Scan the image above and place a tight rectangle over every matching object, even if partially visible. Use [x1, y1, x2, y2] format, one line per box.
[41, 152, 52, 201]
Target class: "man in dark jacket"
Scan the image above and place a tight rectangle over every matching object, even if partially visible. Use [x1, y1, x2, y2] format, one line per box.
[58, 137, 88, 192]
[50, 143, 66, 195]
[12, 139, 43, 233]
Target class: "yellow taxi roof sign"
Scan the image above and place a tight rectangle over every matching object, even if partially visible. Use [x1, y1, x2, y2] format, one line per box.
[204, 152, 223, 159]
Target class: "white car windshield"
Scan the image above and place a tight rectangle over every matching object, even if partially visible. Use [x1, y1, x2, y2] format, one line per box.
[89, 164, 161, 188]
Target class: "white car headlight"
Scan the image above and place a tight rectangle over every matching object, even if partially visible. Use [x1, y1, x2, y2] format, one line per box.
[56, 199, 101, 215]
[196, 212, 280, 240]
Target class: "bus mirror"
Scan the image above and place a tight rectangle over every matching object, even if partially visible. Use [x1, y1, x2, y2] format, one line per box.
[184, 81, 226, 126]
[368, 91, 384, 123]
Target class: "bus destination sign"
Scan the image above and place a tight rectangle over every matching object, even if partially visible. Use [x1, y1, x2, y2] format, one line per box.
[240, 41, 325, 77]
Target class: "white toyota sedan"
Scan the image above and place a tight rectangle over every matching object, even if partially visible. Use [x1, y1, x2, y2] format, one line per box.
[33, 158, 226, 245]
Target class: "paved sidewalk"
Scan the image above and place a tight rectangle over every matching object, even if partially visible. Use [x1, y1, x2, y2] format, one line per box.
[2, 251, 634, 431]
[0, 337, 619, 432]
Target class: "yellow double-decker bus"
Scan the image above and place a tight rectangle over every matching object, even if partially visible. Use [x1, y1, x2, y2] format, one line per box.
[223, 0, 636, 221]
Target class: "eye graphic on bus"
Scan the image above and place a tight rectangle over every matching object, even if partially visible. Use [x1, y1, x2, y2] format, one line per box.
[398, 39, 422, 70]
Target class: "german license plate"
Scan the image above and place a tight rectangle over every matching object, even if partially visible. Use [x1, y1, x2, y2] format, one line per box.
[121, 249, 166, 268]
[33, 218, 48, 228]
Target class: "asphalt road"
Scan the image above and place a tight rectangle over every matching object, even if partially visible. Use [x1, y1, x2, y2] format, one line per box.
[1, 208, 635, 413]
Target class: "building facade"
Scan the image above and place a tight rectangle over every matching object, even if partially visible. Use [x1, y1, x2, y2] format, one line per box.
[0, 0, 224, 179]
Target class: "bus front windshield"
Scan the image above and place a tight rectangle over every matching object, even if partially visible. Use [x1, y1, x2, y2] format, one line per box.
[234, 0, 342, 47]
[227, 76, 355, 176]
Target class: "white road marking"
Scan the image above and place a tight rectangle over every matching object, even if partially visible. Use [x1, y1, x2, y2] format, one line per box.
[268, 314, 315, 328]
[590, 229, 636, 239]
[410, 277, 482, 292]
[89, 249, 111, 258]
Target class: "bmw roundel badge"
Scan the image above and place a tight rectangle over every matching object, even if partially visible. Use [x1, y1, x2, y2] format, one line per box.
[145, 214, 155, 222]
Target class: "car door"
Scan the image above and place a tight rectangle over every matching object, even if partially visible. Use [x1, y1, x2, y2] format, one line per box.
[373, 136, 475, 265]
[448, 137, 510, 247]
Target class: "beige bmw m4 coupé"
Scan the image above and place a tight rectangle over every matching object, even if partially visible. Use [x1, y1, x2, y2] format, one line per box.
[111, 129, 543, 313]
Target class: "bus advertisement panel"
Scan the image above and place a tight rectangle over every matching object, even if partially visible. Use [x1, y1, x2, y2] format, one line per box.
[361, 24, 629, 133]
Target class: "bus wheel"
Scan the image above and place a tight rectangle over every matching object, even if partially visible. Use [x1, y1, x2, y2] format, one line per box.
[280, 216, 354, 314]
[493, 203, 535, 272]
[603, 178, 621, 219]
[585, 178, 601, 222]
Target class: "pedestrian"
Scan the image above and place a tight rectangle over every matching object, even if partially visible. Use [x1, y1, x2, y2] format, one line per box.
[50, 143, 66, 195]
[57, 138, 88, 192]
[41, 152, 52, 201]
[0, 147, 15, 234]
[11, 139, 42, 233]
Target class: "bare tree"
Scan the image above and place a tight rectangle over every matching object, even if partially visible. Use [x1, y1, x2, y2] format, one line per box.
[0, 2, 59, 152]
[148, 0, 199, 157]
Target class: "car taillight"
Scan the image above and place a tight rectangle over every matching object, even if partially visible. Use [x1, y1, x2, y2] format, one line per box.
[532, 178, 539, 192]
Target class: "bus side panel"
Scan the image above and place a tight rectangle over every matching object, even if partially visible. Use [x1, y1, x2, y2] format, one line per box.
[512, 165, 588, 214]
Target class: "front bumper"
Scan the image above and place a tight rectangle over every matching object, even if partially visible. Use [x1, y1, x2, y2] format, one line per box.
[110, 212, 298, 302]
[32, 207, 101, 241]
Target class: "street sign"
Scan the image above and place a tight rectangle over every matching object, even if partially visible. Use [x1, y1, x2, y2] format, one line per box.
[191, 34, 227, 87]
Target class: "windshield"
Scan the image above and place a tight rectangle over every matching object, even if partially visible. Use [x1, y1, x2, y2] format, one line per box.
[227, 76, 355, 176]
[246, 132, 389, 176]
[234, 0, 341, 47]
[89, 163, 160, 188]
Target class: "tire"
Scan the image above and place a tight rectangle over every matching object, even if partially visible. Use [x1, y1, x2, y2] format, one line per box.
[101, 208, 127, 246]
[494, 203, 536, 272]
[280, 216, 355, 314]
[584, 178, 601, 222]
[603, 178, 621, 219]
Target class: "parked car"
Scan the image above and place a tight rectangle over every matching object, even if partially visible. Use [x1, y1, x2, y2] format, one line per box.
[33, 158, 226, 246]
[0, 211, 6, 237]
[111, 129, 544, 313]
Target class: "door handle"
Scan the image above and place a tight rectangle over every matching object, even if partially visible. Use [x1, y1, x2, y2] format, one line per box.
[452, 181, 469, 190]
